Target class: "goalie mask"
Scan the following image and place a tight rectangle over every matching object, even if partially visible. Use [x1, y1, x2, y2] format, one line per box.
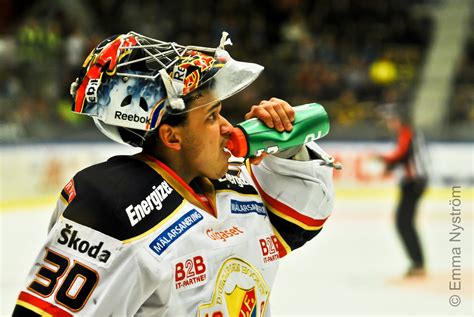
[70, 31, 263, 147]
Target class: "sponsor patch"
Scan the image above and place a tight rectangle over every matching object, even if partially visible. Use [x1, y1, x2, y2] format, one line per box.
[198, 258, 270, 317]
[258, 234, 281, 265]
[206, 226, 244, 243]
[149, 209, 203, 256]
[230, 199, 266, 216]
[174, 253, 208, 292]
[125, 181, 173, 227]
[52, 219, 122, 268]
[64, 179, 76, 203]
[218, 173, 250, 188]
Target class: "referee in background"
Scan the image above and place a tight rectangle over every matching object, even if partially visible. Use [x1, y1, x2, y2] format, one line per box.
[376, 103, 430, 277]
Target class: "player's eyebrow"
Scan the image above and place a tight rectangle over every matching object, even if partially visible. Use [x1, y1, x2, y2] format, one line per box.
[206, 102, 222, 114]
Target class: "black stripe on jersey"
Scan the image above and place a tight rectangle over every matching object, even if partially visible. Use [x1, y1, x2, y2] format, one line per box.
[211, 162, 258, 194]
[211, 176, 259, 195]
[12, 305, 41, 317]
[268, 210, 322, 251]
[60, 189, 69, 203]
[62, 156, 184, 241]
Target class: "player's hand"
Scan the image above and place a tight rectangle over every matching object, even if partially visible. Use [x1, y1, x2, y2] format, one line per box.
[244, 98, 295, 132]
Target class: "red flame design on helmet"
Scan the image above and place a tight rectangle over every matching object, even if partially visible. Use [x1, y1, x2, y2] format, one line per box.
[175, 51, 215, 95]
[73, 35, 138, 113]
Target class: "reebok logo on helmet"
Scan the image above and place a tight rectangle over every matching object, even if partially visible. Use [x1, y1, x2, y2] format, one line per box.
[115, 111, 149, 124]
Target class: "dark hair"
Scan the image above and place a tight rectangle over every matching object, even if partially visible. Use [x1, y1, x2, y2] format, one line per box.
[141, 108, 189, 151]
[141, 89, 208, 149]
[160, 111, 188, 127]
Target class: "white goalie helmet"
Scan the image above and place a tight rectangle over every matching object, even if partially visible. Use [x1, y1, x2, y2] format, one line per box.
[70, 31, 263, 147]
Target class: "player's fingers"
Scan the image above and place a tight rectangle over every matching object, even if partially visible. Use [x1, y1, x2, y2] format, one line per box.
[265, 107, 284, 131]
[269, 97, 295, 122]
[272, 103, 293, 131]
[244, 104, 262, 120]
[245, 105, 274, 128]
[244, 99, 294, 131]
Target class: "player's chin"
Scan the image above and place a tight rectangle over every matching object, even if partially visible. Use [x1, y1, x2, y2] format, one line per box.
[209, 150, 229, 178]
[214, 160, 229, 179]
[220, 162, 230, 177]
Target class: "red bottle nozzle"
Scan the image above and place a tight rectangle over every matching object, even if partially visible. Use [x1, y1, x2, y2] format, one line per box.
[226, 127, 248, 157]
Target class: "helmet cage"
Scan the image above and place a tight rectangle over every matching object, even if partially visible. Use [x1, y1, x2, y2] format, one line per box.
[70, 31, 263, 146]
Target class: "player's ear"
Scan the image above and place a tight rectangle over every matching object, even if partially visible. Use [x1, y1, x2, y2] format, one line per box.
[157, 124, 182, 151]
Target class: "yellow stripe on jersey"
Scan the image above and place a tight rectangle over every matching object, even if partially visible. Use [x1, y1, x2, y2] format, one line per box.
[215, 189, 260, 199]
[16, 300, 53, 317]
[262, 199, 324, 231]
[59, 193, 68, 206]
[271, 225, 292, 255]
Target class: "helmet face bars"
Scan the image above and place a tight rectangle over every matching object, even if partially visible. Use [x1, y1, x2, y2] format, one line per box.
[70, 31, 263, 146]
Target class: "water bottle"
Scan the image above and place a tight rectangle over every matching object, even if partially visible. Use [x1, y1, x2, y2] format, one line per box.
[226, 103, 330, 158]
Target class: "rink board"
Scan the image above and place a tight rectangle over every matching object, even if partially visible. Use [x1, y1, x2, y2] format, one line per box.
[1, 141, 472, 207]
[1, 142, 473, 316]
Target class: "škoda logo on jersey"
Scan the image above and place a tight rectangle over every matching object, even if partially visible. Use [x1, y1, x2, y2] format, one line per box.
[198, 258, 270, 317]
[53, 221, 122, 268]
[174, 254, 208, 292]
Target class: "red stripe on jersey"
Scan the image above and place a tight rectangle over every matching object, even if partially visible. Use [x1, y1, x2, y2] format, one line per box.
[250, 166, 328, 229]
[17, 291, 73, 317]
[141, 154, 214, 214]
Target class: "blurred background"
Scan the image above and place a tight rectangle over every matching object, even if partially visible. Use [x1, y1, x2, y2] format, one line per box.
[0, 0, 473, 142]
[1, 0, 473, 316]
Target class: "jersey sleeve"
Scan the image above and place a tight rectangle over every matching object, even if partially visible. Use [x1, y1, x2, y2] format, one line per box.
[248, 142, 334, 256]
[382, 126, 412, 167]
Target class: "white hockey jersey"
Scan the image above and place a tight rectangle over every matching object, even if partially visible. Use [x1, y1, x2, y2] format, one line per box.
[13, 143, 334, 317]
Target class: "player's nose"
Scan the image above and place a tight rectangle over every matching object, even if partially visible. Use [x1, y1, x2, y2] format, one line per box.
[220, 115, 233, 137]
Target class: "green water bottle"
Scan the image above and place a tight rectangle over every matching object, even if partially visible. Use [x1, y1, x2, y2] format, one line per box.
[226, 103, 330, 158]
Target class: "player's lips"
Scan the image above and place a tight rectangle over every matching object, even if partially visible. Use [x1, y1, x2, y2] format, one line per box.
[221, 137, 229, 150]
[221, 139, 231, 157]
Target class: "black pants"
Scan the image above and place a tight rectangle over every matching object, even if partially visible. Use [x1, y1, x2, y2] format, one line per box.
[395, 178, 427, 267]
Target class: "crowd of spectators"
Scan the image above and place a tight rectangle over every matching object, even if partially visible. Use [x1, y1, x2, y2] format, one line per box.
[448, 21, 474, 126]
[0, 0, 444, 142]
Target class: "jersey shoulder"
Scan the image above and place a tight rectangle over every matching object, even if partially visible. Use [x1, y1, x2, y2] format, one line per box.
[62, 155, 184, 241]
[211, 159, 259, 196]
